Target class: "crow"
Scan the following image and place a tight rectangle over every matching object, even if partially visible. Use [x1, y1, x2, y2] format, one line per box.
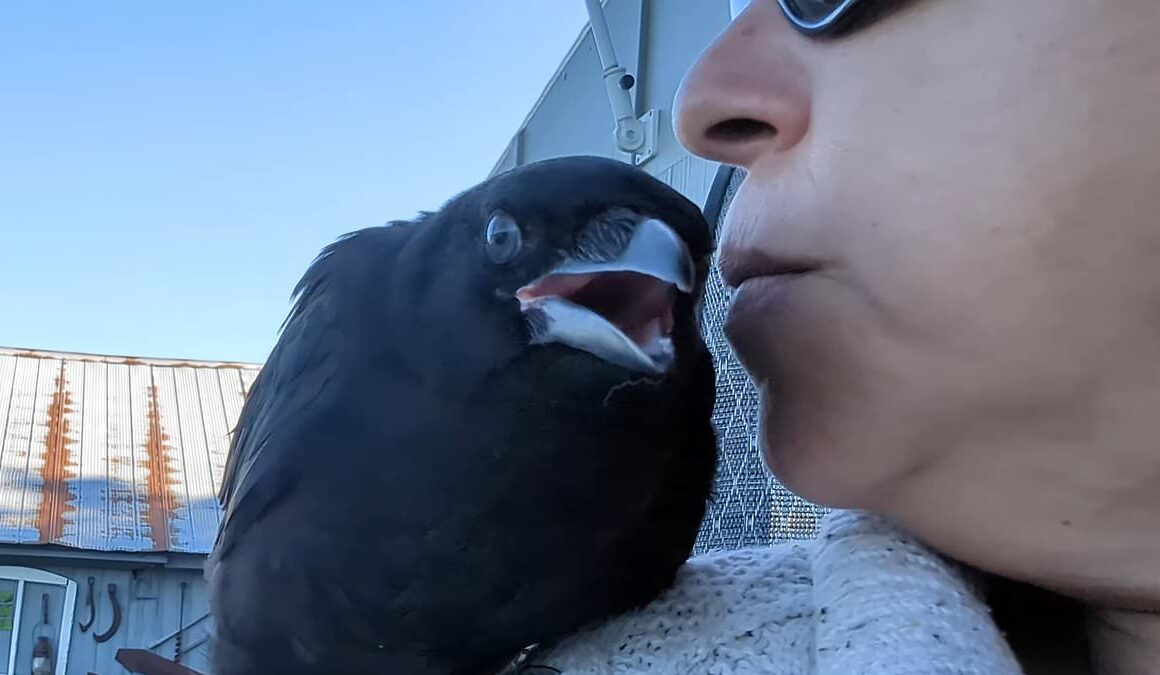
[205, 155, 718, 675]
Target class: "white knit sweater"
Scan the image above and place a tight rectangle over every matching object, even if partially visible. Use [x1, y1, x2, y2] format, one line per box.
[533, 510, 1024, 674]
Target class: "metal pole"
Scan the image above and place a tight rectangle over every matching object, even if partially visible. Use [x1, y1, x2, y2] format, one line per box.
[583, 0, 645, 154]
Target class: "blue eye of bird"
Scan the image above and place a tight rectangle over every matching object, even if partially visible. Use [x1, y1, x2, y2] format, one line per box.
[485, 213, 523, 264]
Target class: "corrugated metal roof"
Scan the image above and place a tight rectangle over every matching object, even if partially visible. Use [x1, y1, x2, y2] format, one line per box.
[0, 347, 261, 555]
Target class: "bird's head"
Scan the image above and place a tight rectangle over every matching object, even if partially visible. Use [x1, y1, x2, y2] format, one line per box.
[288, 156, 714, 386]
[442, 155, 715, 378]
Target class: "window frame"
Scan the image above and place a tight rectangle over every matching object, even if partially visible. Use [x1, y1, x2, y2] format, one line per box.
[0, 566, 77, 675]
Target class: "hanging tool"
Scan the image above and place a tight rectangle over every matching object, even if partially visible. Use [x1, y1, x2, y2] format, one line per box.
[93, 583, 122, 643]
[31, 636, 53, 675]
[78, 576, 96, 632]
[31, 593, 54, 675]
[174, 581, 186, 663]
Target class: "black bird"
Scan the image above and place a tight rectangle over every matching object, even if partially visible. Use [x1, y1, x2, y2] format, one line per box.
[205, 155, 718, 675]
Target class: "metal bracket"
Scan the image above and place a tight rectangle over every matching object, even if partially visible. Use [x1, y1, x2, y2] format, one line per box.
[583, 0, 657, 166]
[621, 108, 658, 166]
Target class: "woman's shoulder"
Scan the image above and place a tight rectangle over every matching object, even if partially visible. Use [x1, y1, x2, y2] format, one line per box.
[535, 510, 1025, 674]
[537, 539, 817, 674]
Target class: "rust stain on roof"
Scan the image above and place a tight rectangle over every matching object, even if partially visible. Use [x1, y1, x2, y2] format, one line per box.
[0, 347, 249, 553]
[36, 363, 78, 543]
[143, 381, 180, 550]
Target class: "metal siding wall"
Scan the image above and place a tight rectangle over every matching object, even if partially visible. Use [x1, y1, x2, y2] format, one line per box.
[0, 560, 211, 675]
[492, 135, 520, 176]
[652, 156, 720, 214]
[636, 0, 732, 204]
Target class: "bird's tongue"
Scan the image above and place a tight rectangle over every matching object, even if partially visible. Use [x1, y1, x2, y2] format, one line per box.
[516, 271, 677, 349]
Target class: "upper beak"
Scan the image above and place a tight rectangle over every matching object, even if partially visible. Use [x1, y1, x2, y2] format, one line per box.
[547, 218, 696, 293]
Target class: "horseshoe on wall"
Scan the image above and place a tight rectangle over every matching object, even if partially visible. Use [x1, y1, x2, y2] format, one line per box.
[78, 576, 96, 632]
[93, 583, 122, 643]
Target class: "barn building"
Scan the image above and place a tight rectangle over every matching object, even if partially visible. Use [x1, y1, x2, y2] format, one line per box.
[0, 347, 259, 674]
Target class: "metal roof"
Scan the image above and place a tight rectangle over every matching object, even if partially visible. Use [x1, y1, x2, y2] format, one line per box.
[0, 346, 262, 555]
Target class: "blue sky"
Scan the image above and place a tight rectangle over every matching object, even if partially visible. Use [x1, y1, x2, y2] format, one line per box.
[0, 2, 589, 364]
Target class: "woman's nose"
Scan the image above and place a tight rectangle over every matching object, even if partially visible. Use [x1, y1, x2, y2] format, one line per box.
[674, 5, 812, 169]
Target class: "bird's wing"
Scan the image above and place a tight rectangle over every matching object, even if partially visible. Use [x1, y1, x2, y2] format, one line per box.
[209, 227, 408, 573]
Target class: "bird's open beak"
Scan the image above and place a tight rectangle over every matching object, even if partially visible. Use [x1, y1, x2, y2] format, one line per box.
[516, 218, 696, 374]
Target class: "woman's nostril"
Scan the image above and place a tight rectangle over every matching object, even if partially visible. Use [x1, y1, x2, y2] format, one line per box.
[706, 118, 777, 143]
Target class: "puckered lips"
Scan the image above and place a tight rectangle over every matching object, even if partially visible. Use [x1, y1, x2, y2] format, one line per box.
[516, 218, 695, 374]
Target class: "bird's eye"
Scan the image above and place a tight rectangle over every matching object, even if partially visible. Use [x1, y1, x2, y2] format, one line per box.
[485, 213, 523, 264]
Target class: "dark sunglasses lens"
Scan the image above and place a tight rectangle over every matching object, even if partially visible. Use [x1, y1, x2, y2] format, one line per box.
[782, 0, 848, 25]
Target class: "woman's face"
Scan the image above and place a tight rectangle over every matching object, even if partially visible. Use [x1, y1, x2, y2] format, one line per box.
[675, 0, 1160, 605]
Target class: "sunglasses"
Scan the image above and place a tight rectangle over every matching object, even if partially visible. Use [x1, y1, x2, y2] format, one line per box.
[729, 0, 869, 37]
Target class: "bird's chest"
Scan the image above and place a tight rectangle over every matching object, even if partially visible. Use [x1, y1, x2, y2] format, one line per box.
[323, 378, 689, 526]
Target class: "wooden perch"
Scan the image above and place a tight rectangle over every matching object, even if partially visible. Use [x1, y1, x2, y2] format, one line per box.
[115, 649, 203, 675]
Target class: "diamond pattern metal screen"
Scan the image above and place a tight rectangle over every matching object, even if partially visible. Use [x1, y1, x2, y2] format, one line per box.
[692, 167, 830, 555]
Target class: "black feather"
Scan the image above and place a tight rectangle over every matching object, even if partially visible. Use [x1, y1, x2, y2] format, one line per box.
[206, 155, 718, 675]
